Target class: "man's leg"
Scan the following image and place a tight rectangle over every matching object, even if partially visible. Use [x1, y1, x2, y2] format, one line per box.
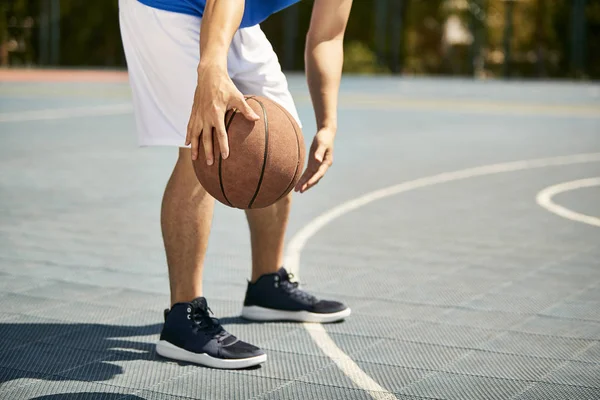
[245, 193, 292, 282]
[161, 148, 214, 306]
[242, 187, 351, 322]
[233, 25, 350, 323]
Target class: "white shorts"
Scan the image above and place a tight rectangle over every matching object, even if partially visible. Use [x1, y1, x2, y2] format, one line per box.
[119, 0, 300, 147]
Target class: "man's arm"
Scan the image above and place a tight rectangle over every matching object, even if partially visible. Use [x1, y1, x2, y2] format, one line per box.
[186, 0, 259, 163]
[295, 0, 352, 193]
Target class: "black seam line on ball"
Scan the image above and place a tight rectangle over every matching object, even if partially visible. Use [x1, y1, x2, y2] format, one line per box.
[272, 102, 301, 203]
[219, 110, 237, 207]
[248, 98, 269, 209]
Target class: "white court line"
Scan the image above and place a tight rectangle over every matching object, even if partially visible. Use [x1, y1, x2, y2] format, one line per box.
[285, 152, 600, 400]
[0, 103, 133, 123]
[536, 178, 600, 227]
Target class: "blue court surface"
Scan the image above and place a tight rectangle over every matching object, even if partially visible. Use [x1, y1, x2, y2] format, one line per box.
[1, 75, 599, 400]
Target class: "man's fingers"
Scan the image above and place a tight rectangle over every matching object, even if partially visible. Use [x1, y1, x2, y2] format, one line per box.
[294, 160, 330, 193]
[294, 169, 312, 192]
[215, 120, 230, 159]
[185, 124, 192, 147]
[201, 127, 214, 165]
[234, 97, 260, 121]
[304, 163, 329, 190]
[294, 160, 320, 191]
[186, 114, 197, 146]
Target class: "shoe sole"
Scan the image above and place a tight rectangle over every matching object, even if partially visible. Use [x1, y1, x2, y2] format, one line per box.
[241, 306, 351, 323]
[156, 340, 267, 369]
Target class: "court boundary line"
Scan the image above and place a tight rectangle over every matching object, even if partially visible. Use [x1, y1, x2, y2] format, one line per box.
[536, 177, 600, 227]
[285, 152, 600, 399]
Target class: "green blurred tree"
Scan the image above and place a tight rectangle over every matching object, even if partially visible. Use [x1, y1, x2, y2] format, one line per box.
[0, 0, 597, 79]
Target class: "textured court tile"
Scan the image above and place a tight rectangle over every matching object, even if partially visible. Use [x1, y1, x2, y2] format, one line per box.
[299, 360, 431, 394]
[515, 382, 600, 400]
[0, 314, 82, 343]
[574, 342, 600, 363]
[201, 282, 247, 302]
[0, 338, 22, 353]
[463, 293, 558, 314]
[543, 361, 600, 388]
[354, 339, 467, 370]
[0, 342, 110, 376]
[259, 381, 375, 400]
[106, 308, 163, 327]
[355, 362, 431, 393]
[129, 389, 202, 400]
[323, 314, 414, 339]
[59, 353, 197, 391]
[511, 315, 600, 340]
[296, 363, 358, 389]
[41, 322, 157, 354]
[444, 350, 563, 381]
[242, 350, 331, 381]
[0, 312, 20, 322]
[0, 367, 46, 394]
[316, 273, 400, 299]
[0, 273, 54, 294]
[0, 293, 66, 314]
[401, 372, 530, 400]
[23, 300, 136, 324]
[20, 281, 119, 302]
[35, 308, 161, 353]
[263, 329, 381, 358]
[90, 289, 170, 312]
[0, 379, 134, 400]
[394, 285, 482, 307]
[541, 300, 600, 321]
[395, 321, 498, 348]
[262, 328, 327, 357]
[499, 272, 592, 294]
[433, 308, 526, 330]
[355, 300, 446, 321]
[478, 331, 593, 360]
[149, 370, 283, 400]
[570, 286, 600, 302]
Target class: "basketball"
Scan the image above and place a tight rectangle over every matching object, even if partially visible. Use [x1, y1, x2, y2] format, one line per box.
[193, 96, 305, 209]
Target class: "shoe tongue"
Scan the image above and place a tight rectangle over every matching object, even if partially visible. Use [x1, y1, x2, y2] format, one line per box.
[189, 297, 208, 312]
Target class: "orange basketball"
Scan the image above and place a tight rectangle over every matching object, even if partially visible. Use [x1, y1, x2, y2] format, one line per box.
[193, 96, 305, 209]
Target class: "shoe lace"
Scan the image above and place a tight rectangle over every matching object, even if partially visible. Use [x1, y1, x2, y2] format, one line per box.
[191, 306, 231, 343]
[279, 273, 317, 304]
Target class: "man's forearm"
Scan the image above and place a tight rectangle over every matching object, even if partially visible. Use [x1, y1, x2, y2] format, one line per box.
[305, 0, 352, 132]
[305, 38, 343, 132]
[199, 0, 245, 69]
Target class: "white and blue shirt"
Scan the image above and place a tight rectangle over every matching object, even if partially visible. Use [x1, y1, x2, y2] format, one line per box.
[137, 0, 299, 28]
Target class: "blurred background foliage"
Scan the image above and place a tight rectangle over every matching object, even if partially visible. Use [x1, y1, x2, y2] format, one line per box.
[0, 0, 598, 79]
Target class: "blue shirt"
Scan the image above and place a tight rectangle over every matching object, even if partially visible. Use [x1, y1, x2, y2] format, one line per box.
[136, 0, 299, 28]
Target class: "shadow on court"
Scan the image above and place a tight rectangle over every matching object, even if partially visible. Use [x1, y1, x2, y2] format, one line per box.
[0, 322, 162, 384]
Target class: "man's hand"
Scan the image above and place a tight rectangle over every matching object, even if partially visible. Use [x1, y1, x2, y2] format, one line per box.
[295, 127, 335, 193]
[185, 64, 259, 164]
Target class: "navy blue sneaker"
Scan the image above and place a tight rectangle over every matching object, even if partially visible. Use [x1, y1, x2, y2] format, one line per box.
[156, 297, 266, 369]
[241, 267, 351, 323]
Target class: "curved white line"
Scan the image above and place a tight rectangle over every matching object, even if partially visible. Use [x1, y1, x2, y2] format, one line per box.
[536, 178, 600, 227]
[0, 104, 133, 123]
[285, 152, 600, 399]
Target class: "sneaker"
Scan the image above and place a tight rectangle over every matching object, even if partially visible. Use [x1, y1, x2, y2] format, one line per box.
[156, 297, 266, 369]
[241, 267, 351, 323]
